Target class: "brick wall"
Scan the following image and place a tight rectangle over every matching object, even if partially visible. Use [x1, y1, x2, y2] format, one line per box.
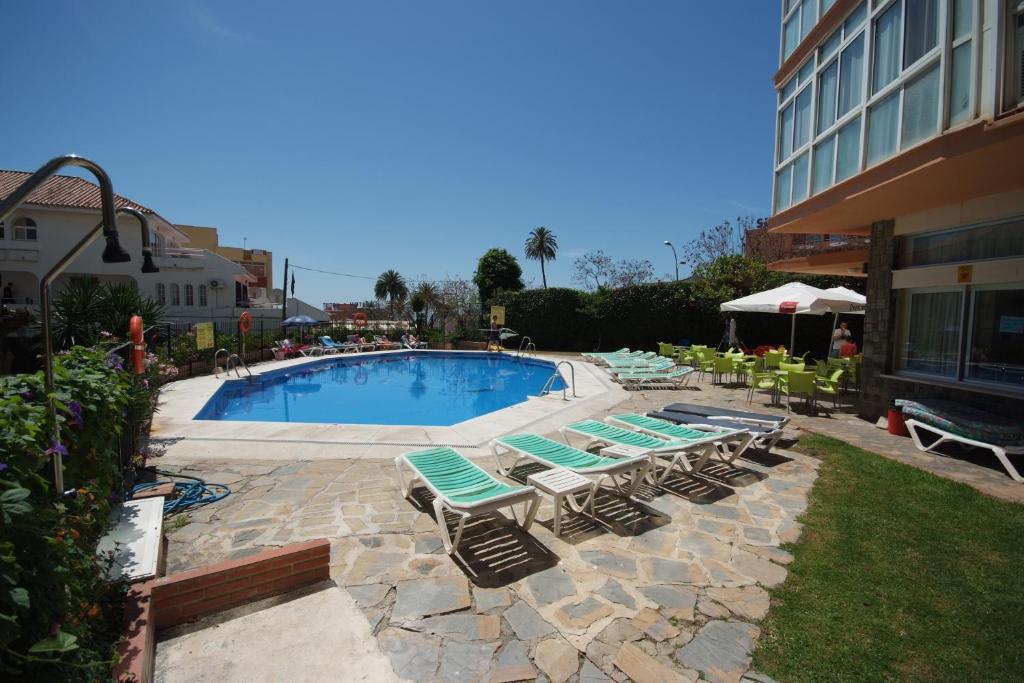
[116, 539, 331, 682]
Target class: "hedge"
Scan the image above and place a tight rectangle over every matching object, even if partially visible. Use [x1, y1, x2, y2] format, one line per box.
[492, 282, 863, 357]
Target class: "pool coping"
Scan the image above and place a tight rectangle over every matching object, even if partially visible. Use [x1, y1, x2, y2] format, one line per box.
[150, 350, 628, 461]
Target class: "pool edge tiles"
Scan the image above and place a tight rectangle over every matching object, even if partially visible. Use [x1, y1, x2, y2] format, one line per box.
[149, 351, 628, 460]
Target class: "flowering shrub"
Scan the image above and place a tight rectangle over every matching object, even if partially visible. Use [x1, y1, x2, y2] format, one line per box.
[0, 345, 143, 680]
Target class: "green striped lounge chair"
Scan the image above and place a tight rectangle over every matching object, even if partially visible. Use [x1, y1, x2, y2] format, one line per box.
[604, 357, 674, 371]
[395, 447, 541, 554]
[560, 419, 749, 485]
[605, 413, 756, 463]
[599, 352, 660, 368]
[614, 366, 695, 390]
[582, 348, 634, 361]
[489, 434, 652, 514]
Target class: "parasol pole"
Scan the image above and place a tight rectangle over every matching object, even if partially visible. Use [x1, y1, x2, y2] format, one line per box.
[827, 312, 839, 359]
[789, 313, 796, 361]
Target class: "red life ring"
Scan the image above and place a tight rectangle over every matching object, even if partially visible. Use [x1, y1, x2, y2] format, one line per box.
[239, 311, 253, 334]
[353, 312, 368, 329]
[130, 315, 145, 375]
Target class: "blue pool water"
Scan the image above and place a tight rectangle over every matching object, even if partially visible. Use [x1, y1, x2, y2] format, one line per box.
[195, 351, 565, 426]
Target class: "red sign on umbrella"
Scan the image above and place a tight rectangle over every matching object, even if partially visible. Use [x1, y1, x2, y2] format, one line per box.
[778, 301, 798, 314]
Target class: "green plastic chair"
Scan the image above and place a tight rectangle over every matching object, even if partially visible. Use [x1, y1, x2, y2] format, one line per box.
[696, 348, 716, 381]
[763, 350, 783, 369]
[815, 368, 845, 408]
[747, 371, 778, 404]
[778, 361, 806, 373]
[712, 356, 734, 384]
[778, 370, 817, 412]
[395, 447, 541, 553]
[657, 342, 675, 357]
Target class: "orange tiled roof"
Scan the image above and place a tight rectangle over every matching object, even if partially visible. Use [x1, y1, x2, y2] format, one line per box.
[0, 169, 154, 215]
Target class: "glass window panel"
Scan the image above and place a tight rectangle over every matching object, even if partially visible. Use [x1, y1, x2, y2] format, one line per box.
[907, 219, 1024, 267]
[949, 41, 972, 126]
[899, 290, 962, 377]
[817, 61, 838, 133]
[783, 15, 800, 60]
[953, 0, 973, 39]
[838, 34, 865, 116]
[775, 165, 793, 212]
[901, 63, 940, 149]
[867, 92, 899, 165]
[781, 76, 798, 102]
[822, 0, 838, 12]
[967, 288, 1024, 388]
[801, 0, 818, 39]
[843, 2, 867, 35]
[798, 59, 814, 84]
[872, 2, 901, 94]
[779, 102, 795, 161]
[812, 136, 836, 194]
[819, 28, 841, 61]
[791, 152, 810, 203]
[835, 115, 862, 182]
[904, 0, 939, 68]
[794, 88, 813, 148]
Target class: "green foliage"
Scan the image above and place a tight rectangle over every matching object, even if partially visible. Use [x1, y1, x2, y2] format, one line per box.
[492, 288, 592, 350]
[473, 248, 524, 304]
[524, 227, 558, 289]
[373, 270, 408, 319]
[51, 277, 165, 350]
[0, 346, 146, 680]
[755, 434, 1024, 682]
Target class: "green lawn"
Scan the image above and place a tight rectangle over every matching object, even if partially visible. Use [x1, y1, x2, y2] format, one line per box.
[753, 434, 1024, 683]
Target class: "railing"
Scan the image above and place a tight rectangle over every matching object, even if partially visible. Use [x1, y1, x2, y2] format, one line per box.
[516, 336, 536, 357]
[790, 235, 871, 256]
[539, 361, 577, 400]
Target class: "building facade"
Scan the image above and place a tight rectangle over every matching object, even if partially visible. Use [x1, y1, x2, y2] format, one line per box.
[767, 0, 1024, 417]
[0, 170, 256, 327]
[176, 225, 274, 302]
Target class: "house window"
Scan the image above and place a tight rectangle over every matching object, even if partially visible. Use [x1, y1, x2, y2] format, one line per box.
[966, 286, 1024, 388]
[903, 217, 1024, 267]
[198, 284, 208, 307]
[170, 284, 180, 306]
[897, 288, 963, 378]
[156, 283, 166, 306]
[185, 284, 194, 306]
[12, 217, 37, 241]
[0, 221, 5, 239]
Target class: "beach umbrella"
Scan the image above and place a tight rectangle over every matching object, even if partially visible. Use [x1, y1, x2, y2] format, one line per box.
[823, 287, 867, 357]
[281, 314, 320, 327]
[720, 282, 863, 358]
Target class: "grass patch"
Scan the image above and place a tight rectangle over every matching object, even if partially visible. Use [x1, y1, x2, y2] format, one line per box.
[753, 433, 1024, 683]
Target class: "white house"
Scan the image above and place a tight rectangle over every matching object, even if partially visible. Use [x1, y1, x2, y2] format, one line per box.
[0, 169, 260, 327]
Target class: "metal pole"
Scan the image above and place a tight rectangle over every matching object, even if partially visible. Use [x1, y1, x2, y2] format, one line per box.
[664, 241, 679, 281]
[789, 313, 797, 362]
[281, 258, 289, 321]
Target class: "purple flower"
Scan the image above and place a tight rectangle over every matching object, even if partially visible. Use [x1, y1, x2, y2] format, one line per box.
[45, 439, 69, 458]
[0, 462, 8, 473]
[66, 402, 85, 429]
[106, 354, 124, 371]
[19, 390, 35, 402]
[107, 491, 120, 504]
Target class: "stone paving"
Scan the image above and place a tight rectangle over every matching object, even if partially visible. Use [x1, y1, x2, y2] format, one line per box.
[157, 386, 821, 683]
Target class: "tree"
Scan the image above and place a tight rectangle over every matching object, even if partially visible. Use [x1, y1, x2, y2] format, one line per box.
[681, 216, 764, 270]
[374, 269, 408, 320]
[411, 281, 440, 330]
[473, 248, 524, 304]
[609, 258, 655, 288]
[435, 278, 479, 342]
[52, 277, 165, 349]
[524, 227, 558, 289]
[571, 250, 614, 291]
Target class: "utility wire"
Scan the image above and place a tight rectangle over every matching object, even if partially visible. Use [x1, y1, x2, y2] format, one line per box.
[289, 263, 461, 286]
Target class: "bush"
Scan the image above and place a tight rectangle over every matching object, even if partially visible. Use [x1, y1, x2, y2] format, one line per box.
[492, 288, 594, 350]
[0, 346, 148, 680]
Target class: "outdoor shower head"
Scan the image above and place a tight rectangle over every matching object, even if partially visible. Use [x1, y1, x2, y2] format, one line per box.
[116, 207, 160, 273]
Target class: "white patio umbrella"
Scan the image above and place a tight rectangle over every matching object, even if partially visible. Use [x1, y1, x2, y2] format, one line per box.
[720, 282, 864, 358]
[823, 286, 867, 357]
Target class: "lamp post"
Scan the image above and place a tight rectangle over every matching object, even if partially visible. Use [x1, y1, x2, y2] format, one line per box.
[664, 240, 679, 281]
[0, 156, 158, 494]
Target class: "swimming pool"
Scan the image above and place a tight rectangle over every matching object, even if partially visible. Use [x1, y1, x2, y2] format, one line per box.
[195, 351, 566, 426]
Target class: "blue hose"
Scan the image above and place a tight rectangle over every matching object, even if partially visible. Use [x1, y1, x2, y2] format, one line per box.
[131, 473, 231, 514]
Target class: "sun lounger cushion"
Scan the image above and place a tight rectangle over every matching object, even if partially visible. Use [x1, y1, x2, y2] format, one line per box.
[648, 410, 776, 435]
[896, 399, 1024, 447]
[662, 403, 784, 425]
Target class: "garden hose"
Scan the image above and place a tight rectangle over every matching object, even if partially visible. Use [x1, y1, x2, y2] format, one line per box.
[130, 469, 231, 515]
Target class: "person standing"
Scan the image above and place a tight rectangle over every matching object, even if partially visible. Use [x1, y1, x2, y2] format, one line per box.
[488, 315, 499, 351]
[831, 321, 852, 357]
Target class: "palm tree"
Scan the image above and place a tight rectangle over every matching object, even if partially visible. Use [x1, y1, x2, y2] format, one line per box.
[525, 227, 558, 289]
[413, 281, 439, 329]
[374, 269, 408, 321]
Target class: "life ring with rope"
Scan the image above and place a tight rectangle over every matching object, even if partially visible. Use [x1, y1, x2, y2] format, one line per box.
[239, 311, 253, 335]
[353, 311, 368, 329]
[130, 315, 145, 375]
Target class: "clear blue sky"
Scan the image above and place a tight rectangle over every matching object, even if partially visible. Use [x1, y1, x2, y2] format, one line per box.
[3, 0, 780, 305]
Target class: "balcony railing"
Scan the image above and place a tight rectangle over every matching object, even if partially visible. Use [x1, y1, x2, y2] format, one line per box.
[789, 235, 870, 257]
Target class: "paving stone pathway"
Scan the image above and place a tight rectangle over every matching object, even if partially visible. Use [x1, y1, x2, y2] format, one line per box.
[157, 387, 824, 683]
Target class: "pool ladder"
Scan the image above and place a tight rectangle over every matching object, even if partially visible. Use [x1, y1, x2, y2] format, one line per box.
[539, 361, 577, 400]
[516, 336, 537, 357]
[214, 348, 252, 379]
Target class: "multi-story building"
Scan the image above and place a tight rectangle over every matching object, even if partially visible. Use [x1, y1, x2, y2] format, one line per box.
[0, 170, 256, 326]
[766, 0, 1024, 416]
[176, 225, 274, 302]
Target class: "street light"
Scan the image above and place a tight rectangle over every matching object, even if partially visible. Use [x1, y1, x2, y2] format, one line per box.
[663, 240, 679, 281]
